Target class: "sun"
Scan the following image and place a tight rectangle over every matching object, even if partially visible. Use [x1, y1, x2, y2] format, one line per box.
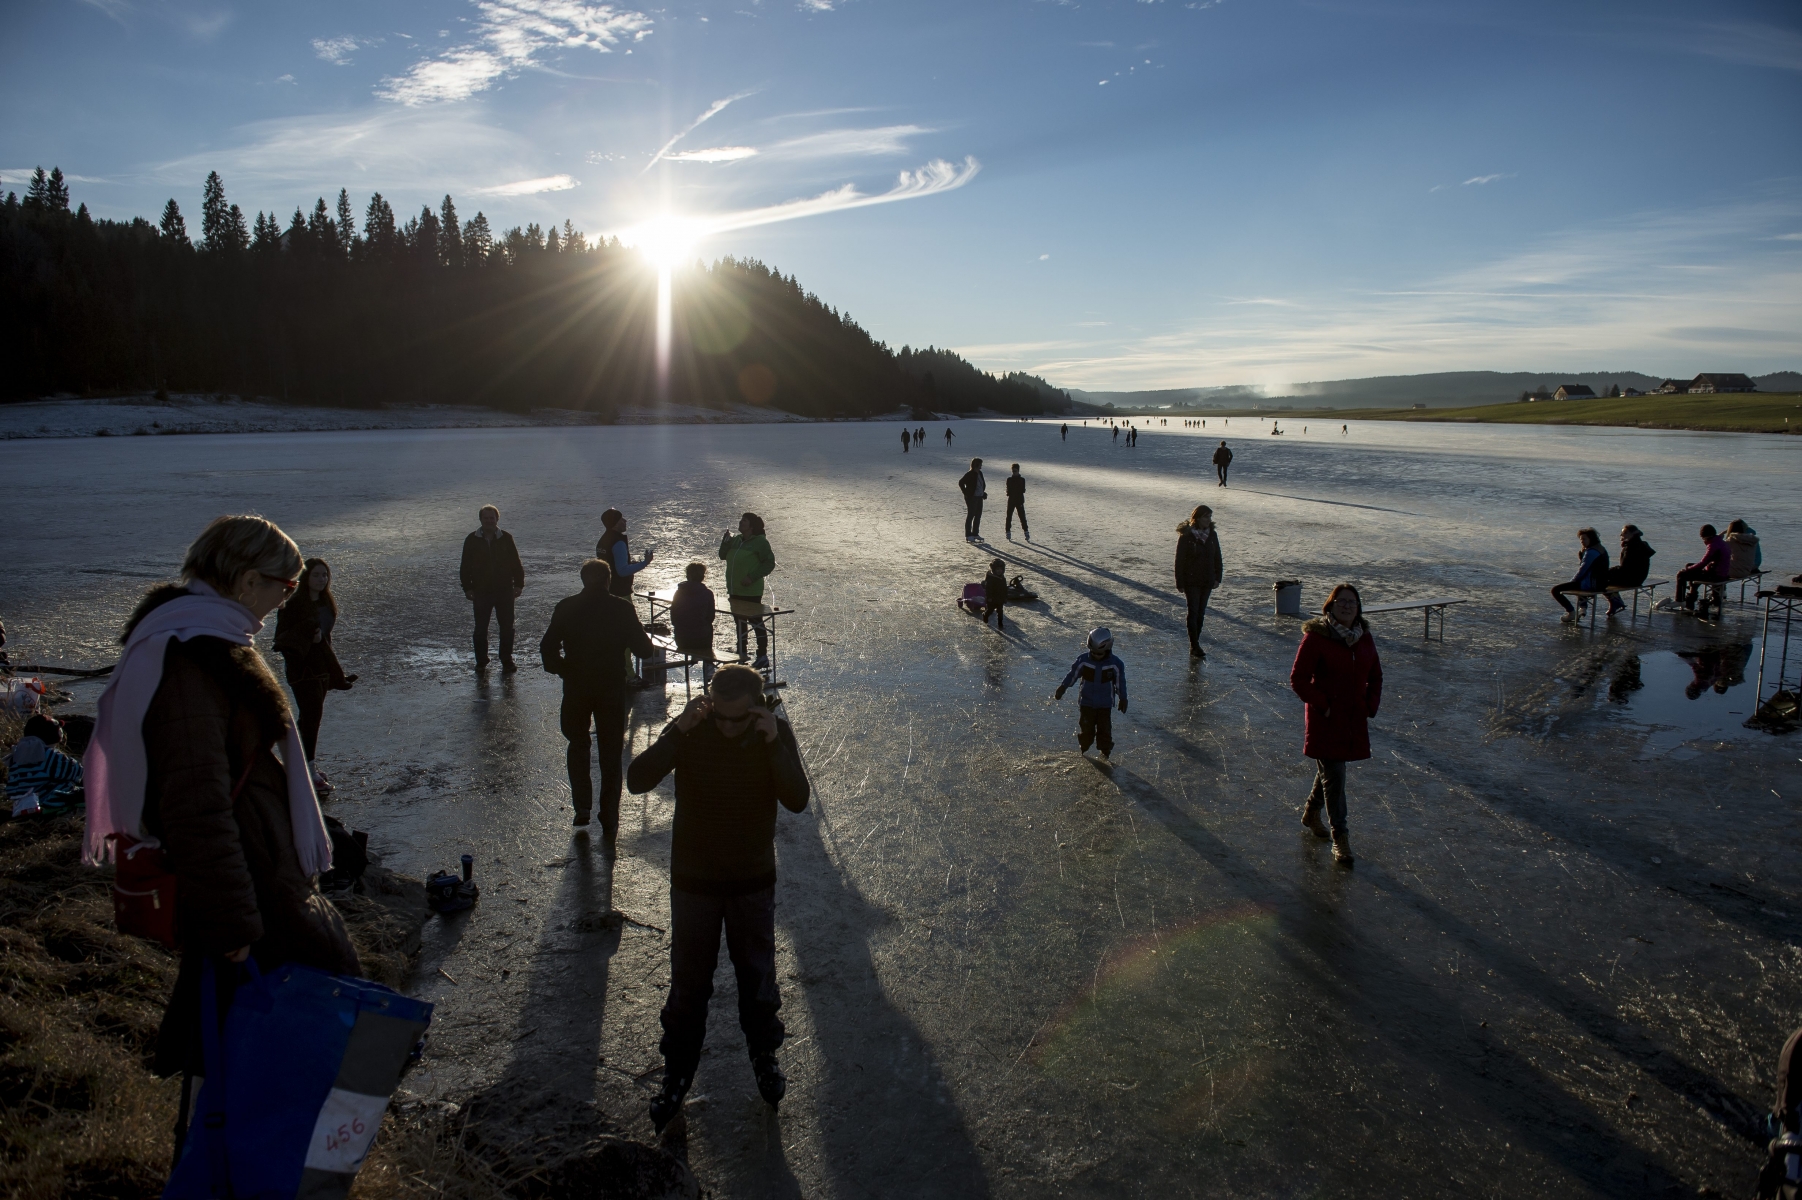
[625, 214, 704, 270]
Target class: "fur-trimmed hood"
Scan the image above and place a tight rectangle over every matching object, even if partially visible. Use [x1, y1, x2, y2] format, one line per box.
[1302, 615, 1368, 637]
[123, 582, 290, 747]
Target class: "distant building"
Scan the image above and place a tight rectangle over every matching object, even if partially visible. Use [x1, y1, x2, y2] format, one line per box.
[1656, 379, 1689, 394]
[1622, 387, 1643, 397]
[1411, 403, 1427, 409]
[1554, 384, 1596, 401]
[1688, 373, 1757, 394]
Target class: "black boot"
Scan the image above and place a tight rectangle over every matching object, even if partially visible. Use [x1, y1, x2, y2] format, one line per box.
[650, 1072, 690, 1133]
[752, 1054, 786, 1108]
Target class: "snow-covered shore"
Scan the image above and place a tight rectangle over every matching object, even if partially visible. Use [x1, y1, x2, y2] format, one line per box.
[0, 394, 891, 440]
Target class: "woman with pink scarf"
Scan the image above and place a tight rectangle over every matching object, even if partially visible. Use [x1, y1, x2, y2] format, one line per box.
[83, 514, 355, 1106]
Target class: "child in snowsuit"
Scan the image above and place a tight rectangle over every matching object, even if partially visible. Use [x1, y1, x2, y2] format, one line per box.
[1055, 627, 1128, 760]
[5, 714, 84, 816]
[982, 559, 1008, 630]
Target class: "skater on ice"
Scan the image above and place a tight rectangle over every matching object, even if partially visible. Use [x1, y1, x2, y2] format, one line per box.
[1054, 627, 1128, 762]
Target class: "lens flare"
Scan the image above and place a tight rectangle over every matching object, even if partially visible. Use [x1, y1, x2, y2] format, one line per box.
[623, 214, 705, 271]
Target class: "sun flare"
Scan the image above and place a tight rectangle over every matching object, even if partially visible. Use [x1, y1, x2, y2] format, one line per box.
[624, 214, 706, 270]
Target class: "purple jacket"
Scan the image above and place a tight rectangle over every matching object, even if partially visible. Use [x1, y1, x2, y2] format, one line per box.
[1691, 536, 1731, 580]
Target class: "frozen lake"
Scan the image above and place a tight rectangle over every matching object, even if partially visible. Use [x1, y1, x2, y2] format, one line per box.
[3, 417, 1799, 1197]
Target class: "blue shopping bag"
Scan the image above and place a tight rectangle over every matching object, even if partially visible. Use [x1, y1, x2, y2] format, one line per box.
[164, 958, 434, 1200]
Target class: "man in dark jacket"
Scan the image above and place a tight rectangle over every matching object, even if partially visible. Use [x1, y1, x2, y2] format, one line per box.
[1004, 463, 1030, 540]
[959, 457, 987, 541]
[540, 559, 656, 841]
[1604, 525, 1655, 614]
[1174, 507, 1225, 659]
[1212, 441, 1233, 486]
[627, 665, 810, 1131]
[460, 505, 525, 672]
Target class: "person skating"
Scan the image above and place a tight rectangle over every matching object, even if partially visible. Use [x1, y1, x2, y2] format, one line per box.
[719, 513, 776, 668]
[670, 562, 718, 680]
[1604, 525, 1655, 614]
[272, 557, 357, 794]
[1173, 505, 1224, 660]
[1550, 527, 1610, 622]
[1004, 463, 1030, 540]
[901, 429, 910, 454]
[1060, 423, 1068, 441]
[944, 427, 955, 446]
[460, 504, 525, 671]
[1288, 585, 1383, 867]
[540, 558, 657, 846]
[597, 509, 653, 599]
[627, 665, 811, 1132]
[1212, 441, 1232, 486]
[981, 559, 1008, 630]
[959, 457, 988, 541]
[1055, 627, 1128, 762]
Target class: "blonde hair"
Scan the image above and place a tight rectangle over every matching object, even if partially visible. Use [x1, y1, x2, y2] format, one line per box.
[182, 515, 302, 593]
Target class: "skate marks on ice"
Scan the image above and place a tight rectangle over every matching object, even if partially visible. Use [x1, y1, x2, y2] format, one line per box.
[1090, 761, 1709, 1195]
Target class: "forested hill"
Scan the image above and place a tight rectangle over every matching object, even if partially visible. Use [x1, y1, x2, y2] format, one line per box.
[0, 168, 1072, 420]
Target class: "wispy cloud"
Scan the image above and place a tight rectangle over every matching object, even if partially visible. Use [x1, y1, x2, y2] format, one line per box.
[665, 146, 759, 163]
[313, 36, 374, 65]
[0, 169, 110, 185]
[378, 0, 651, 105]
[799, 0, 836, 10]
[76, 0, 131, 22]
[1774, 232, 1802, 241]
[471, 173, 578, 195]
[1665, 20, 1802, 72]
[1462, 172, 1510, 186]
[646, 92, 757, 170]
[762, 124, 929, 160]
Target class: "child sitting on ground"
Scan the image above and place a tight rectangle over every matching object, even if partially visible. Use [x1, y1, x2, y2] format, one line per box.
[982, 559, 1008, 630]
[1054, 627, 1129, 762]
[5, 714, 84, 816]
[670, 562, 718, 676]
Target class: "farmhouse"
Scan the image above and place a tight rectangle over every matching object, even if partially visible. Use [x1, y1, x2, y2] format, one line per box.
[1688, 373, 1757, 394]
[1554, 384, 1596, 401]
[1656, 379, 1689, 394]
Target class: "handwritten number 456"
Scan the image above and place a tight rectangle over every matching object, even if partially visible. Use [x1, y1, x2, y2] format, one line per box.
[324, 1117, 367, 1151]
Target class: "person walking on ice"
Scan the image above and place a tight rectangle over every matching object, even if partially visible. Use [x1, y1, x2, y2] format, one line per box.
[944, 427, 955, 446]
[1055, 627, 1128, 762]
[1288, 584, 1383, 867]
[901, 429, 910, 454]
[959, 457, 988, 542]
[1212, 441, 1233, 486]
[1004, 463, 1030, 541]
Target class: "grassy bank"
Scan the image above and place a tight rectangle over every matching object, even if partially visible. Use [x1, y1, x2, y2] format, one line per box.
[1326, 392, 1802, 434]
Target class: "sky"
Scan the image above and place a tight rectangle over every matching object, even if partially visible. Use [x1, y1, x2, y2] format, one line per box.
[4, 0, 1800, 392]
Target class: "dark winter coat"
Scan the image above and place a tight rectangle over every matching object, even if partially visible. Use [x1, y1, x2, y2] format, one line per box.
[127, 585, 359, 1075]
[626, 716, 810, 895]
[1288, 617, 1383, 762]
[460, 529, 524, 596]
[983, 569, 1008, 606]
[1005, 473, 1025, 501]
[539, 586, 656, 697]
[271, 589, 350, 688]
[959, 469, 987, 504]
[1173, 524, 1224, 593]
[1609, 537, 1655, 588]
[669, 580, 717, 650]
[1212, 445, 1233, 466]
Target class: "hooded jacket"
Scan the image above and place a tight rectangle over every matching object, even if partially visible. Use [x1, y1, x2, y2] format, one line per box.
[1058, 652, 1128, 710]
[1690, 535, 1732, 581]
[1289, 617, 1383, 762]
[1725, 529, 1761, 579]
[1610, 536, 1655, 588]
[719, 532, 776, 599]
[1174, 521, 1224, 593]
[1570, 545, 1610, 592]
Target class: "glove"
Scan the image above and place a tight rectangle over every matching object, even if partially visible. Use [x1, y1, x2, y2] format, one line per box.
[1054, 686, 1066, 700]
[1118, 698, 1128, 713]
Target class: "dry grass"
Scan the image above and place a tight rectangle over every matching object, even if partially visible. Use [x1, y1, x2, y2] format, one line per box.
[351, 1106, 519, 1200]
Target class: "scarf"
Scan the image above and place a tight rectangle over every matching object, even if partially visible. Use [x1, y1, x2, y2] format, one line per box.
[1327, 616, 1364, 646]
[82, 581, 332, 874]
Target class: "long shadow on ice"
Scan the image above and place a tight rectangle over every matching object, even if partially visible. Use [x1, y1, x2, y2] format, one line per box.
[1101, 762, 1724, 1192]
[776, 796, 992, 1198]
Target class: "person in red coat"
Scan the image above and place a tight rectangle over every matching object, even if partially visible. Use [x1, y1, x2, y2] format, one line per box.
[1288, 584, 1383, 866]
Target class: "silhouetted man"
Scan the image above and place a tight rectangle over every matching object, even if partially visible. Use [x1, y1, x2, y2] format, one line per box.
[959, 457, 987, 541]
[629, 665, 810, 1131]
[460, 504, 524, 671]
[540, 558, 655, 843]
[1212, 441, 1233, 486]
[1060, 423, 1068, 441]
[1004, 463, 1029, 541]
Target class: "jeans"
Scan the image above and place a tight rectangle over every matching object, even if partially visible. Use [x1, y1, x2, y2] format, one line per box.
[1184, 586, 1211, 646]
[965, 499, 984, 538]
[1305, 758, 1348, 834]
[730, 597, 769, 658]
[660, 886, 784, 1078]
[561, 690, 625, 833]
[1216, 463, 1229, 485]
[1675, 567, 1721, 608]
[1551, 580, 1591, 615]
[293, 679, 327, 761]
[1078, 705, 1114, 754]
[472, 591, 515, 664]
[1005, 498, 1028, 538]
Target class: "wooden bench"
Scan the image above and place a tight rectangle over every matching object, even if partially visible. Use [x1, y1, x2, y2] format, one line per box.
[1361, 597, 1469, 639]
[640, 589, 797, 692]
[1564, 578, 1670, 627]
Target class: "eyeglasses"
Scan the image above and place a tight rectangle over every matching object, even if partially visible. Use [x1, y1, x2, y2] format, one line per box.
[262, 573, 300, 593]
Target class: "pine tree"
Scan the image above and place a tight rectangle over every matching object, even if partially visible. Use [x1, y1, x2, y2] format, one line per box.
[252, 211, 282, 254]
[201, 171, 231, 252]
[440, 195, 461, 266]
[309, 198, 338, 257]
[335, 188, 357, 256]
[545, 224, 561, 254]
[160, 199, 189, 244]
[415, 205, 441, 264]
[463, 212, 492, 263]
[46, 168, 69, 210]
[363, 193, 396, 259]
[562, 219, 582, 253]
[287, 207, 309, 254]
[226, 203, 250, 252]
[25, 167, 50, 209]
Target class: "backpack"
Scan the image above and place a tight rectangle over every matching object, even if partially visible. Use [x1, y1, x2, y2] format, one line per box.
[1756, 1028, 1802, 1199]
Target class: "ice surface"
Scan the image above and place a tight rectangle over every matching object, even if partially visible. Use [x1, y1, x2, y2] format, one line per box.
[2, 418, 1799, 1197]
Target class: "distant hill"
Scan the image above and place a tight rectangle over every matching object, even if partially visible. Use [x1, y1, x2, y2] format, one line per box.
[1070, 371, 1802, 411]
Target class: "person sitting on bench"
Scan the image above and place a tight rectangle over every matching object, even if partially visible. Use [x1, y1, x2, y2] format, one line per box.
[671, 562, 718, 679]
[1551, 527, 1610, 623]
[1604, 525, 1655, 615]
[1675, 525, 1732, 613]
[1724, 519, 1761, 580]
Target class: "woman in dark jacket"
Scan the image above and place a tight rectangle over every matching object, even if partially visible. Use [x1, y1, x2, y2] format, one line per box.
[1550, 527, 1610, 622]
[1288, 583, 1383, 866]
[273, 557, 356, 792]
[1173, 505, 1224, 660]
[89, 515, 358, 1128]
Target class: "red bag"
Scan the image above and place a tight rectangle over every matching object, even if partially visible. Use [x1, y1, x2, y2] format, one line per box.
[111, 761, 255, 949]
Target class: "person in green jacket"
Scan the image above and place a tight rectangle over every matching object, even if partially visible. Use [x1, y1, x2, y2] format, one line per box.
[719, 512, 776, 668]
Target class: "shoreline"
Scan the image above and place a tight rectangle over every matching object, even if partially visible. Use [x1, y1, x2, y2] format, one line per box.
[1107, 392, 1802, 435]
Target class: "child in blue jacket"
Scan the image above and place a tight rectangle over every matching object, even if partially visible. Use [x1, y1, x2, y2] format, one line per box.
[1055, 627, 1128, 760]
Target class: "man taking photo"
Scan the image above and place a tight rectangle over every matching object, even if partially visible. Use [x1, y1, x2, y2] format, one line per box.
[627, 665, 810, 1131]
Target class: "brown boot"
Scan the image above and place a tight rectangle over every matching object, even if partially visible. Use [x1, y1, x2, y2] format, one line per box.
[1331, 830, 1354, 867]
[1301, 801, 1330, 839]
